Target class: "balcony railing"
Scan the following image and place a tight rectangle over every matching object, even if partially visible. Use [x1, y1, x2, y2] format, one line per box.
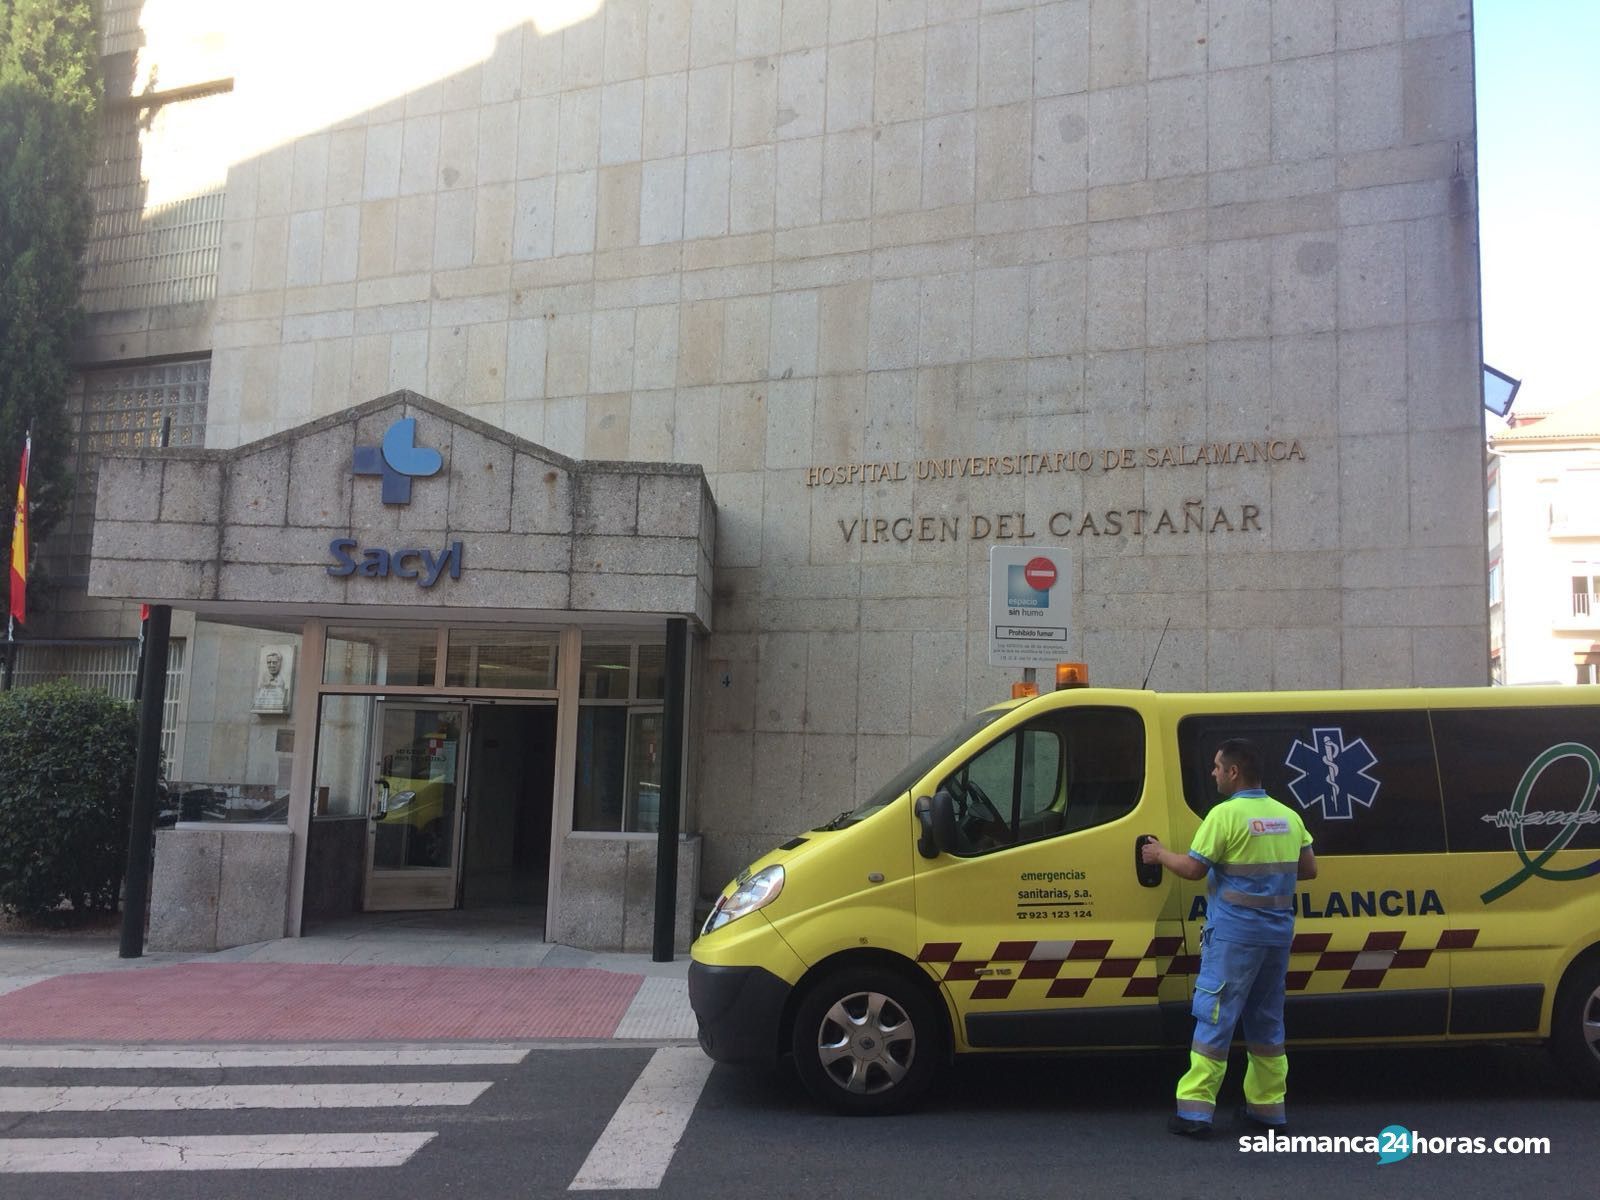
[1570, 592, 1600, 622]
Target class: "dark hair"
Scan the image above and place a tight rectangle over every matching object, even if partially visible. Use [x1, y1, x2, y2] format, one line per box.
[1216, 738, 1262, 786]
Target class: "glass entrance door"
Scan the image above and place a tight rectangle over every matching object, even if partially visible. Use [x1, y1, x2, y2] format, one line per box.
[363, 703, 468, 911]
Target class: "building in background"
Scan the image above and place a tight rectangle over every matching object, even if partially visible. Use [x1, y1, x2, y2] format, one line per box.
[1488, 394, 1600, 686]
[27, 0, 1488, 951]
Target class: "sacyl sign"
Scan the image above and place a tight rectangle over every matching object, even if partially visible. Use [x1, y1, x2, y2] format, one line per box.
[327, 539, 463, 587]
[329, 417, 466, 588]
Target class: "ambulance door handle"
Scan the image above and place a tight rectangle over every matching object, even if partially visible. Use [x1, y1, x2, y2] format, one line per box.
[1135, 835, 1162, 888]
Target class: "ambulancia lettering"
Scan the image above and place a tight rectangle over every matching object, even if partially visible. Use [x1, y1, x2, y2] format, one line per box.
[1187, 888, 1445, 921]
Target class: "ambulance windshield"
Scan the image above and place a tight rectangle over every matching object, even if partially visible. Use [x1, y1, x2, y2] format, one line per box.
[817, 707, 1009, 830]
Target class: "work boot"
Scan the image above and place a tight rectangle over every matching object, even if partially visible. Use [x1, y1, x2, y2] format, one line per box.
[1167, 1114, 1212, 1138]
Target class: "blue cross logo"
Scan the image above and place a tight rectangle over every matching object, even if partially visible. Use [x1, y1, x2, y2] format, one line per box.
[353, 418, 443, 505]
[1285, 727, 1381, 820]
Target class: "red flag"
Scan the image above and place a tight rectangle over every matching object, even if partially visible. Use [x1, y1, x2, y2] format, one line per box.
[8, 433, 29, 628]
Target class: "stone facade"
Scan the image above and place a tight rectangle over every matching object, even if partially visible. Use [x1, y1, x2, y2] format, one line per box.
[93, 392, 716, 953]
[90, 392, 716, 628]
[147, 826, 294, 951]
[81, 1, 1487, 906]
[554, 835, 703, 952]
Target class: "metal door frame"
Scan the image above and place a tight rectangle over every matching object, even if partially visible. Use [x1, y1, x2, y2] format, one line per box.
[362, 699, 472, 912]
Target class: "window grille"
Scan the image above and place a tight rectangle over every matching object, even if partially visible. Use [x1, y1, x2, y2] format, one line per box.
[11, 639, 187, 766]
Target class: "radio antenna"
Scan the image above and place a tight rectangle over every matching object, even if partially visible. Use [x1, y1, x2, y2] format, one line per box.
[1141, 617, 1172, 690]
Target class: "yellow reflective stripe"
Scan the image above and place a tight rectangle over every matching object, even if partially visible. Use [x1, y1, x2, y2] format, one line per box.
[1213, 861, 1299, 876]
[1219, 888, 1295, 909]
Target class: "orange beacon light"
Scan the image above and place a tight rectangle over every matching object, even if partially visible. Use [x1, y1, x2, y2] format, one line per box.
[1055, 662, 1089, 688]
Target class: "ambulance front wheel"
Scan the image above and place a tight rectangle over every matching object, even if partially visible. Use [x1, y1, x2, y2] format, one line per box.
[1552, 956, 1600, 1093]
[790, 967, 943, 1116]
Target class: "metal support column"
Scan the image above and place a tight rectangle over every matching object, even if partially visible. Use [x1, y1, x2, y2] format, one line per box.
[119, 604, 171, 958]
[652, 618, 688, 962]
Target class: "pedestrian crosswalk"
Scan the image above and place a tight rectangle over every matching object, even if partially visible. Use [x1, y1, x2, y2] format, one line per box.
[569, 1046, 713, 1191]
[0, 1080, 493, 1111]
[0, 1046, 531, 1068]
[0, 1042, 716, 1185]
[0, 1043, 524, 1174]
[1, 1133, 439, 1173]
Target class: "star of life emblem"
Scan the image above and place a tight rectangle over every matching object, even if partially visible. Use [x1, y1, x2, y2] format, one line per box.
[1285, 727, 1380, 820]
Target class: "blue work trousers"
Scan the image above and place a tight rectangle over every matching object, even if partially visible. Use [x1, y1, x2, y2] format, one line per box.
[1175, 930, 1291, 1125]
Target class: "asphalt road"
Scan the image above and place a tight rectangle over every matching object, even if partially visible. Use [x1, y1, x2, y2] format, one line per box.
[691, 1043, 1593, 1200]
[0, 1041, 1592, 1199]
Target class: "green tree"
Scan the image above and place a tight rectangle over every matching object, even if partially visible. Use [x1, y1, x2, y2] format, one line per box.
[0, 0, 101, 605]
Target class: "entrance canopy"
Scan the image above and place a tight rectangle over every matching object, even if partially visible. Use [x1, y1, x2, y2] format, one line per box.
[87, 391, 716, 630]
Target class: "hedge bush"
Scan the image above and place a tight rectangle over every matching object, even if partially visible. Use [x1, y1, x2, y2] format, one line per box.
[0, 679, 137, 917]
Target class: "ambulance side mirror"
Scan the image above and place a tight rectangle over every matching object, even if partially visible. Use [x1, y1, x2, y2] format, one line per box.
[915, 791, 959, 859]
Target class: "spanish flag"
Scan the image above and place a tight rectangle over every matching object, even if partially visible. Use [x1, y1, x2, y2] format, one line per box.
[9, 432, 29, 628]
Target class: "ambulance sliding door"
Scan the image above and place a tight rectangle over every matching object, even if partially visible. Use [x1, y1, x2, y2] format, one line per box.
[913, 704, 1186, 1051]
[1431, 705, 1600, 1038]
[1174, 711, 1451, 1040]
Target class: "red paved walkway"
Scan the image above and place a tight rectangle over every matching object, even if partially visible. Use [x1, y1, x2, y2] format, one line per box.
[0, 963, 643, 1041]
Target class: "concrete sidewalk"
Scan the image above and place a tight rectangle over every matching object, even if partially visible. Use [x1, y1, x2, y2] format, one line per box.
[0, 913, 698, 1044]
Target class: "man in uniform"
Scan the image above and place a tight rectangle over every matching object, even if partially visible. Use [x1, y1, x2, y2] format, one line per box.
[1140, 738, 1317, 1137]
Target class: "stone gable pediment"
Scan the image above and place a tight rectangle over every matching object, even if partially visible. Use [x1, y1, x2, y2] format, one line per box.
[88, 391, 714, 627]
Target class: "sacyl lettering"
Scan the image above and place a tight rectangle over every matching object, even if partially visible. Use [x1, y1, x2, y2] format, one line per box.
[327, 538, 463, 588]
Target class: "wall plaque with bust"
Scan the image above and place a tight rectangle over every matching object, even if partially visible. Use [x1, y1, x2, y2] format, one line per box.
[252, 646, 294, 715]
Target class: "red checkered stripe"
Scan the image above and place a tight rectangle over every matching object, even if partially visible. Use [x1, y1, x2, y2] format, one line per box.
[916, 928, 1482, 1002]
[916, 937, 1186, 1002]
[1284, 927, 1479, 992]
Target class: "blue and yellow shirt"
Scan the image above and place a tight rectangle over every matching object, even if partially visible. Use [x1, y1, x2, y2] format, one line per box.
[1188, 788, 1313, 947]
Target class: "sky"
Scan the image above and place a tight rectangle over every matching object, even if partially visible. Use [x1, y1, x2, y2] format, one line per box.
[1474, 0, 1600, 417]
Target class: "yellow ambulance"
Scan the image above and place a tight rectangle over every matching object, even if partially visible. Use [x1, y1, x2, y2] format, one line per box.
[687, 682, 1600, 1114]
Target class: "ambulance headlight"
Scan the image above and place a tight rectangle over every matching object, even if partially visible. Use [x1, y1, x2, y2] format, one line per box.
[702, 865, 784, 935]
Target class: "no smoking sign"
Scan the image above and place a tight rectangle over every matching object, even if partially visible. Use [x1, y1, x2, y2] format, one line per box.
[988, 547, 1072, 667]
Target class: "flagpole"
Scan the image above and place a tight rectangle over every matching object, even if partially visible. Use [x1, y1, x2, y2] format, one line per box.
[3, 428, 24, 692]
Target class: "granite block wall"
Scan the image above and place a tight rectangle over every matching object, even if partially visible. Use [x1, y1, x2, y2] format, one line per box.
[96, 1, 1486, 895]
